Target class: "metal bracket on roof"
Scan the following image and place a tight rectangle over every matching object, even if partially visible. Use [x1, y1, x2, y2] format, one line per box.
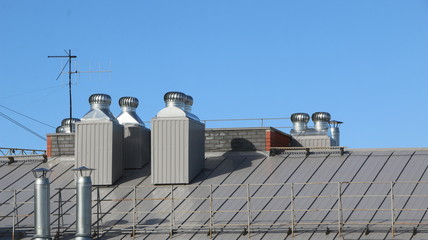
[364, 225, 370, 235]
[413, 227, 417, 235]
[7, 156, 14, 164]
[325, 227, 330, 235]
[53, 232, 60, 240]
[269, 146, 348, 156]
[242, 227, 248, 236]
[287, 227, 292, 235]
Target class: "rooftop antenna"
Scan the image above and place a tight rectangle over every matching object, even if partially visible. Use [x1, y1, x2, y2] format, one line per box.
[48, 50, 111, 132]
[48, 49, 77, 133]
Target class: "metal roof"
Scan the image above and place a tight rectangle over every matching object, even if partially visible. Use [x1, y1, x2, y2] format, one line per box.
[1, 149, 428, 239]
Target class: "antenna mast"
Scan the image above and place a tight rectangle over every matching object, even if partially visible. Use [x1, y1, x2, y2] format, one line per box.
[48, 50, 77, 133]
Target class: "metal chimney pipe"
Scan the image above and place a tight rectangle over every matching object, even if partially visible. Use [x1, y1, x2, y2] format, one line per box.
[73, 167, 94, 240]
[312, 112, 331, 132]
[290, 113, 310, 132]
[329, 120, 343, 146]
[32, 168, 52, 240]
[164, 91, 187, 110]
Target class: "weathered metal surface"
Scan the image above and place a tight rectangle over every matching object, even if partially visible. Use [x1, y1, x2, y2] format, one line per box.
[151, 118, 205, 184]
[122, 126, 151, 169]
[1, 150, 428, 239]
[75, 121, 123, 185]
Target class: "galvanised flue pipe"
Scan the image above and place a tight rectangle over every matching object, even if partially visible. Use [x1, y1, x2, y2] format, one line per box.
[75, 176, 93, 240]
[33, 177, 51, 240]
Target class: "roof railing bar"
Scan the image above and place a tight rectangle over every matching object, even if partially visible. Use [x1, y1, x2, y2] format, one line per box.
[8, 180, 428, 235]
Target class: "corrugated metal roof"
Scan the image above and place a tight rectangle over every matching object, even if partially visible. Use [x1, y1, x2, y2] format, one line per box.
[1, 149, 428, 239]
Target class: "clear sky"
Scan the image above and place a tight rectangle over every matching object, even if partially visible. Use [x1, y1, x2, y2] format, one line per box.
[1, 1, 427, 150]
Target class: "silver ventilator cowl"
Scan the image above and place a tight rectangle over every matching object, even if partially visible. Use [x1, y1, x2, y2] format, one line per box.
[185, 95, 193, 112]
[290, 113, 310, 132]
[56, 126, 65, 133]
[184, 94, 200, 121]
[90, 93, 112, 108]
[164, 91, 187, 110]
[312, 112, 331, 131]
[116, 96, 145, 126]
[61, 118, 80, 133]
[61, 118, 81, 127]
[80, 94, 117, 121]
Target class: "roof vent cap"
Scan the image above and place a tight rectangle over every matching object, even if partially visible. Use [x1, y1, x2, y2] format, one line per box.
[291, 113, 310, 123]
[164, 91, 186, 109]
[185, 95, 194, 112]
[185, 95, 193, 105]
[60, 118, 80, 133]
[290, 113, 310, 132]
[81, 93, 117, 122]
[312, 112, 331, 131]
[56, 126, 65, 133]
[61, 118, 80, 127]
[117, 96, 145, 126]
[89, 94, 111, 109]
[119, 96, 139, 109]
[312, 112, 331, 122]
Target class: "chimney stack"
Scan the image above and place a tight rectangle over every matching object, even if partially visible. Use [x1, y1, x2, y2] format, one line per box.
[117, 96, 151, 169]
[75, 94, 123, 185]
[151, 91, 205, 184]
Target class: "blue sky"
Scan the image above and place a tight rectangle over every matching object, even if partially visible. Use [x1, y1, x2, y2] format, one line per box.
[1, 1, 427, 150]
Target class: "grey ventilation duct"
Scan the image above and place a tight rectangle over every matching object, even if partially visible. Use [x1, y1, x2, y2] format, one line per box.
[290, 113, 310, 134]
[117, 97, 145, 126]
[80, 94, 117, 121]
[73, 167, 93, 240]
[117, 96, 151, 169]
[32, 168, 52, 240]
[152, 91, 205, 184]
[312, 112, 331, 132]
[61, 118, 81, 133]
[329, 120, 343, 146]
[75, 93, 123, 185]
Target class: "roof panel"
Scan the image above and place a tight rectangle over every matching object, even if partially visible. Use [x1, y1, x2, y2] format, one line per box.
[3, 149, 428, 239]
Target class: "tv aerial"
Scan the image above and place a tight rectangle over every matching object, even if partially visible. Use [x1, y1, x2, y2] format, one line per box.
[48, 49, 111, 132]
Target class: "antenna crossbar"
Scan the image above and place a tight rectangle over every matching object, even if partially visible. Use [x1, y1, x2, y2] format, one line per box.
[48, 50, 76, 133]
